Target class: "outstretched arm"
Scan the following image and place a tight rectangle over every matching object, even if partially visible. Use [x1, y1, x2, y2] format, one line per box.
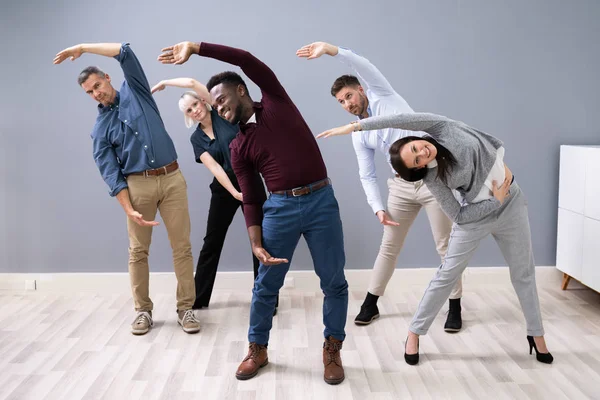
[157, 41, 288, 100]
[151, 77, 211, 104]
[317, 113, 453, 139]
[296, 42, 395, 96]
[56, 42, 156, 108]
[53, 43, 121, 64]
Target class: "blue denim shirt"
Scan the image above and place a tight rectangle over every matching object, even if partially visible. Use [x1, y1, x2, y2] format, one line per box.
[91, 43, 178, 196]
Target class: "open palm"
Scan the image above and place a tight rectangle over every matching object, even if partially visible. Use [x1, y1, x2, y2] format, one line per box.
[158, 42, 194, 65]
[296, 42, 328, 60]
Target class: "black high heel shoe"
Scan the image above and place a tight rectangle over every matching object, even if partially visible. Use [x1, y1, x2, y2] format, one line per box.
[404, 336, 420, 365]
[527, 336, 554, 364]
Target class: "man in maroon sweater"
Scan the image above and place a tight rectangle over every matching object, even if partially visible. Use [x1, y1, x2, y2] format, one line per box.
[158, 41, 349, 385]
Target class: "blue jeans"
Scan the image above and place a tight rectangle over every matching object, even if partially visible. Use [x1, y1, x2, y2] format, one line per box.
[248, 182, 348, 345]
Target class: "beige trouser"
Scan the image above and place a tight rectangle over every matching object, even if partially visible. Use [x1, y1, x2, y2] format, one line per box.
[369, 177, 463, 299]
[126, 168, 195, 312]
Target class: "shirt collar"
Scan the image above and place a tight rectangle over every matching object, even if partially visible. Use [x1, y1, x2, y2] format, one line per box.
[356, 105, 372, 121]
[239, 102, 262, 131]
[427, 159, 438, 168]
[98, 91, 120, 114]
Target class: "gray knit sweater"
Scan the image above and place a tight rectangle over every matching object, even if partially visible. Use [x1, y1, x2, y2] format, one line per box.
[359, 113, 504, 224]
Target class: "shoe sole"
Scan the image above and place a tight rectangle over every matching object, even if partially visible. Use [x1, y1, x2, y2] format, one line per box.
[354, 313, 380, 326]
[131, 327, 149, 335]
[324, 375, 345, 385]
[444, 327, 461, 333]
[235, 359, 269, 380]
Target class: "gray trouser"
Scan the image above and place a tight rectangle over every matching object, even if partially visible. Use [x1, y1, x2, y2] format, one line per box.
[409, 182, 544, 336]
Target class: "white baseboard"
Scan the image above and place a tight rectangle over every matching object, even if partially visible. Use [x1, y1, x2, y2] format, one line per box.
[0, 266, 576, 294]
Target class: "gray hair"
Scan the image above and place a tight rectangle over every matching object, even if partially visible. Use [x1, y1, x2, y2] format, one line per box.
[78, 66, 106, 85]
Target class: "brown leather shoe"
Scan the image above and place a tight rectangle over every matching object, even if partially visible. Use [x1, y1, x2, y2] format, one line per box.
[235, 343, 268, 380]
[323, 336, 345, 385]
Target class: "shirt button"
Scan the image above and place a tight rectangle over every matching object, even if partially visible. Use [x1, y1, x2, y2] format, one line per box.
[135, 132, 138, 135]
[124, 120, 128, 123]
[150, 160, 154, 163]
[144, 145, 148, 149]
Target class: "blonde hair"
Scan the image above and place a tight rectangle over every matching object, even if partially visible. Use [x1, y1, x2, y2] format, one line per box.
[178, 91, 212, 129]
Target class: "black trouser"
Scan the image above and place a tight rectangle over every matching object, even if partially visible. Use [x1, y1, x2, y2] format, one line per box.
[193, 176, 279, 309]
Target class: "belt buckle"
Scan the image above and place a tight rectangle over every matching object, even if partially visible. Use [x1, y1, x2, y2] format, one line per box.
[291, 186, 307, 197]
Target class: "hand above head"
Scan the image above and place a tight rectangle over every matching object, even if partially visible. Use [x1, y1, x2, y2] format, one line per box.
[252, 246, 288, 266]
[53, 45, 83, 64]
[157, 41, 199, 65]
[296, 41, 338, 60]
[150, 81, 166, 94]
[376, 210, 400, 226]
[316, 122, 357, 139]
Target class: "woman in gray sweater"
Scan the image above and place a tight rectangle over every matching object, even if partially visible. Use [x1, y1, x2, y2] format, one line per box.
[318, 113, 553, 365]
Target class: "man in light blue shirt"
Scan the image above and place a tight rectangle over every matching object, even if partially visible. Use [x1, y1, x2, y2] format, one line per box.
[54, 42, 200, 335]
[297, 42, 464, 332]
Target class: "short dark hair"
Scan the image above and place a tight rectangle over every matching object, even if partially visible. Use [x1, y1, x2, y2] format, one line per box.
[206, 71, 249, 94]
[389, 136, 457, 185]
[78, 66, 106, 85]
[330, 74, 361, 97]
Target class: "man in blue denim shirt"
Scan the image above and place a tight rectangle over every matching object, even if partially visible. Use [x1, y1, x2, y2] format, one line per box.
[54, 42, 200, 335]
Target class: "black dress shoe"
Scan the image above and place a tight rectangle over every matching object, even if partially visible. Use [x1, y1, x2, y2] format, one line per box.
[444, 298, 462, 333]
[354, 304, 380, 325]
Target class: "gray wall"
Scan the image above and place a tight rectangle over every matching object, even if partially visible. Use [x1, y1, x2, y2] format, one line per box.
[1, 0, 599, 273]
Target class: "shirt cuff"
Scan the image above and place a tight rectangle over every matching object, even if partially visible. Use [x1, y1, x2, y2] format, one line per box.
[109, 182, 129, 197]
[113, 42, 131, 62]
[371, 201, 385, 215]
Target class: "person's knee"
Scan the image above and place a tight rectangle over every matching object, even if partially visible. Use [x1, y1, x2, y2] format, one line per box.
[322, 279, 348, 297]
[172, 241, 193, 258]
[129, 246, 149, 263]
[254, 273, 286, 296]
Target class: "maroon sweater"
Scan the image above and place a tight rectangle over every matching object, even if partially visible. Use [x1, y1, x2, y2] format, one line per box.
[197, 43, 328, 228]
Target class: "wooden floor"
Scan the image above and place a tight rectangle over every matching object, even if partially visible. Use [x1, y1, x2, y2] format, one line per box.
[1, 278, 600, 400]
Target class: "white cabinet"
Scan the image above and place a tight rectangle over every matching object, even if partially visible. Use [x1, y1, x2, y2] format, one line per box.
[584, 151, 600, 221]
[558, 146, 587, 214]
[556, 208, 584, 281]
[582, 218, 600, 292]
[557, 145, 600, 292]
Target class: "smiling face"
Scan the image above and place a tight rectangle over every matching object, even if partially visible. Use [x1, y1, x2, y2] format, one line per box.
[210, 83, 245, 124]
[80, 73, 117, 106]
[399, 139, 438, 169]
[334, 85, 369, 117]
[180, 94, 209, 123]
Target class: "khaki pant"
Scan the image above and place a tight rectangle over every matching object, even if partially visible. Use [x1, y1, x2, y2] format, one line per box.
[369, 177, 463, 299]
[126, 169, 195, 312]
